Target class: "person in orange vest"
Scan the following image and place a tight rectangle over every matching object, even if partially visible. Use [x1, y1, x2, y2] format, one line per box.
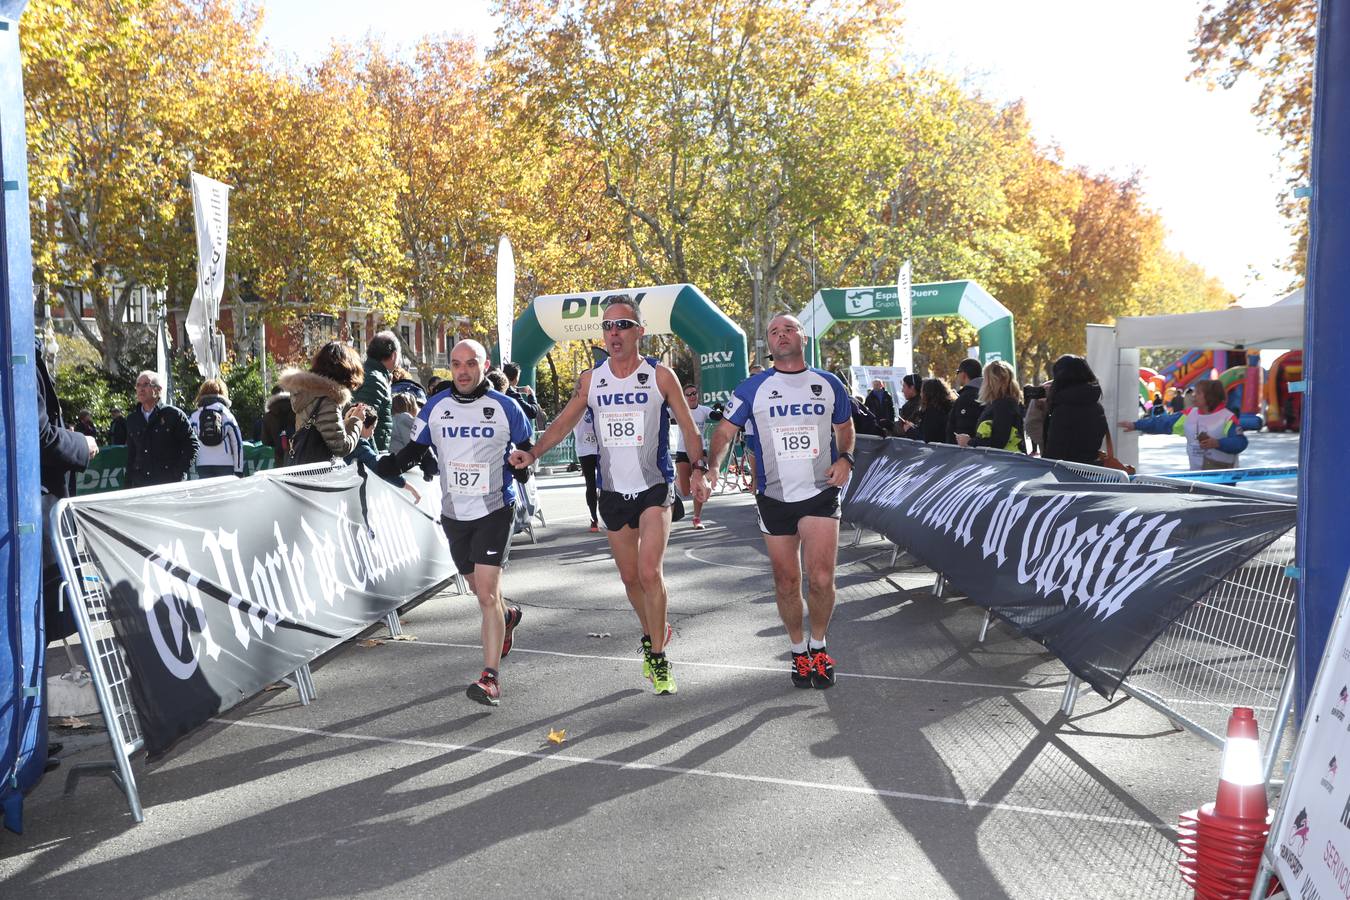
[1120, 378, 1248, 470]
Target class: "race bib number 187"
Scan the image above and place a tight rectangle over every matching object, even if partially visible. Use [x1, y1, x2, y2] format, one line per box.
[449, 460, 489, 494]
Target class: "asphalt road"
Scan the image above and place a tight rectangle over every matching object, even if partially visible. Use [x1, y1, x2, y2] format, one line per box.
[0, 472, 1225, 898]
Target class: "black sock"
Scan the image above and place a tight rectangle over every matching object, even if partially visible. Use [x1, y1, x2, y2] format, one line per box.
[649, 651, 665, 660]
[641, 633, 652, 645]
[484, 667, 498, 680]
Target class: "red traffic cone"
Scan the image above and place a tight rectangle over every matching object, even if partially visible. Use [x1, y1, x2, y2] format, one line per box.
[1213, 707, 1267, 821]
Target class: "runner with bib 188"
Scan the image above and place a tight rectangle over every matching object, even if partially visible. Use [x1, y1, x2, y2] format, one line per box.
[709, 314, 855, 689]
[510, 296, 711, 696]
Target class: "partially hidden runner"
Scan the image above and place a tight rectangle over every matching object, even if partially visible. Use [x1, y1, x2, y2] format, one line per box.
[510, 296, 711, 695]
[574, 407, 600, 532]
[673, 385, 718, 530]
[709, 314, 855, 689]
[380, 339, 533, 707]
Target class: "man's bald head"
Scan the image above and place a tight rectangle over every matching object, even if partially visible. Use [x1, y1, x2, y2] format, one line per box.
[452, 339, 488, 363]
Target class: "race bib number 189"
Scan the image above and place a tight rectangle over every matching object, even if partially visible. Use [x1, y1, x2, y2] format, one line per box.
[772, 425, 818, 460]
[600, 410, 644, 447]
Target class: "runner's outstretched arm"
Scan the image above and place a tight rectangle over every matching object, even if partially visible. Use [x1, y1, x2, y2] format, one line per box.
[508, 370, 593, 468]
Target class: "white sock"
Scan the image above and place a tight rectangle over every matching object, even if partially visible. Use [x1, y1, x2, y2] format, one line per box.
[790, 639, 808, 654]
[808, 638, 827, 651]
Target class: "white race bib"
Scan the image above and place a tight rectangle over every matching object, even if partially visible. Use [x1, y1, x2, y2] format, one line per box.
[448, 460, 489, 495]
[599, 410, 645, 447]
[771, 425, 818, 461]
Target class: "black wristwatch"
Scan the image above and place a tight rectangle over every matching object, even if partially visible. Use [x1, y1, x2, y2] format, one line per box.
[838, 451, 855, 467]
[692, 458, 710, 473]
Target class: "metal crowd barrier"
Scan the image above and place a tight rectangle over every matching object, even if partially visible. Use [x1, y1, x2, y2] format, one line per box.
[49, 461, 467, 822]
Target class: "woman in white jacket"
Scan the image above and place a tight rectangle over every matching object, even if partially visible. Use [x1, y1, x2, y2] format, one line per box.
[190, 378, 244, 478]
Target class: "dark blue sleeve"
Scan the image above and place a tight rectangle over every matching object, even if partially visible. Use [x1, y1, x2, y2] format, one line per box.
[726, 379, 756, 429]
[502, 395, 533, 444]
[826, 373, 852, 425]
[413, 399, 434, 446]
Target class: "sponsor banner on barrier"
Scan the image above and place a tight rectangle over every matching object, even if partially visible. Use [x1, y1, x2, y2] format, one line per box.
[75, 442, 279, 495]
[67, 467, 456, 755]
[842, 438, 1296, 698]
[1268, 579, 1350, 898]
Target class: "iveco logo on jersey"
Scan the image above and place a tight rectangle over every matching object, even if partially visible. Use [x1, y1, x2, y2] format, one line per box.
[442, 426, 496, 438]
[769, 403, 827, 417]
[596, 392, 650, 406]
[560, 291, 648, 319]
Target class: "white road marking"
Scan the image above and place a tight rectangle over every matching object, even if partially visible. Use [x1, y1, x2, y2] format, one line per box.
[212, 717, 1169, 831]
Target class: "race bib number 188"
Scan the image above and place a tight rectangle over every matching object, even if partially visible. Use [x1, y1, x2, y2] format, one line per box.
[772, 425, 818, 460]
[600, 410, 644, 447]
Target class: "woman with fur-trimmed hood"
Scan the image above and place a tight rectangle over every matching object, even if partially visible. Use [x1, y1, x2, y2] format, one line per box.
[278, 341, 367, 461]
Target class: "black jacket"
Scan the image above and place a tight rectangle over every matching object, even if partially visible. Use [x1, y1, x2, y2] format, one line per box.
[506, 386, 539, 421]
[352, 356, 393, 452]
[260, 392, 296, 465]
[864, 388, 895, 426]
[970, 397, 1026, 453]
[918, 403, 951, 444]
[1043, 382, 1109, 465]
[947, 378, 984, 443]
[36, 339, 90, 497]
[108, 415, 128, 446]
[125, 403, 197, 487]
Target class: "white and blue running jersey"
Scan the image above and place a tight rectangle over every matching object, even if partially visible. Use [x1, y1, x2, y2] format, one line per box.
[726, 367, 851, 502]
[573, 407, 599, 458]
[587, 356, 673, 494]
[412, 388, 533, 521]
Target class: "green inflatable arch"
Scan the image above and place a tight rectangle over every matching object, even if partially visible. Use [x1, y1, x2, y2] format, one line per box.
[502, 283, 749, 407]
[799, 279, 1016, 375]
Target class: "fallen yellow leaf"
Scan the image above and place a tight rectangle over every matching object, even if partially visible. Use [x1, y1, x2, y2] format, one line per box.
[391, 634, 418, 642]
[357, 639, 384, 648]
[547, 728, 567, 745]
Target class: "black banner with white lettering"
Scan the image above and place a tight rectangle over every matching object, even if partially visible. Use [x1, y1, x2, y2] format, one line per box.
[68, 467, 456, 755]
[841, 438, 1296, 698]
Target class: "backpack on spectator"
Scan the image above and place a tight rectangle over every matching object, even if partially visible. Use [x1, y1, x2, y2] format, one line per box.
[286, 399, 333, 465]
[198, 406, 225, 447]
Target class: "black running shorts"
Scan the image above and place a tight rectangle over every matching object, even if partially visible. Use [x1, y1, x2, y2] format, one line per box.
[597, 482, 675, 532]
[441, 504, 515, 574]
[754, 487, 841, 537]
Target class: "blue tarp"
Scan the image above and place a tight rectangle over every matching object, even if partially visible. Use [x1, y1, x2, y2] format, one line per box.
[0, 0, 46, 834]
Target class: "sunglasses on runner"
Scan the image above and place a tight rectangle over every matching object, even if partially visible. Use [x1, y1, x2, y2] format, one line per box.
[601, 319, 640, 331]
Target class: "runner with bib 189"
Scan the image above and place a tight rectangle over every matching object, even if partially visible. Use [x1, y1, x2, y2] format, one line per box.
[510, 296, 711, 696]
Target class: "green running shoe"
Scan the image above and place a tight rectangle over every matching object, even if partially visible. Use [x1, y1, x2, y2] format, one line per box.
[640, 623, 674, 681]
[650, 654, 677, 695]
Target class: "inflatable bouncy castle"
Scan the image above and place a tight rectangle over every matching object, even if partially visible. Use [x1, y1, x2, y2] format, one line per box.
[1265, 350, 1303, 432]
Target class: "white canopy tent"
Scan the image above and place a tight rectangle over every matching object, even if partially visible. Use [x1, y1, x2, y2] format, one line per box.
[1087, 293, 1305, 469]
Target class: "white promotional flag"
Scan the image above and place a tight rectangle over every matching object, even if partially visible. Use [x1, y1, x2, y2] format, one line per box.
[848, 335, 861, 368]
[895, 260, 913, 372]
[156, 316, 171, 400]
[496, 235, 515, 364]
[185, 172, 231, 378]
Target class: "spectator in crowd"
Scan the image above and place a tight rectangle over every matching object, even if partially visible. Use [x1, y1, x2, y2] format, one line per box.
[1121, 378, 1247, 470]
[896, 374, 922, 438]
[36, 336, 95, 773]
[1041, 355, 1109, 465]
[849, 393, 888, 437]
[278, 341, 367, 462]
[427, 375, 444, 397]
[190, 378, 245, 478]
[346, 408, 419, 502]
[1022, 384, 1048, 456]
[500, 362, 540, 422]
[863, 378, 896, 433]
[1168, 389, 1186, 414]
[352, 330, 399, 452]
[73, 409, 98, 441]
[956, 360, 1025, 453]
[390, 364, 427, 405]
[947, 357, 985, 444]
[917, 378, 955, 444]
[260, 385, 295, 466]
[390, 392, 420, 455]
[749, 363, 764, 375]
[125, 370, 197, 487]
[1151, 392, 1165, 416]
[107, 406, 128, 446]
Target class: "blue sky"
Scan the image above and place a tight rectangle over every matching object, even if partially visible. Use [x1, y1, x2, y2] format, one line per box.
[258, 0, 1295, 304]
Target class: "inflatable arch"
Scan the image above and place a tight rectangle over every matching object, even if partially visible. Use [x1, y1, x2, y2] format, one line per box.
[502, 283, 749, 406]
[796, 280, 1016, 375]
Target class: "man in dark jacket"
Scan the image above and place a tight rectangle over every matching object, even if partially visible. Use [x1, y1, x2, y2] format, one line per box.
[947, 358, 985, 443]
[352, 331, 398, 452]
[260, 386, 296, 466]
[863, 378, 896, 432]
[107, 407, 128, 445]
[37, 337, 95, 640]
[500, 361, 540, 421]
[125, 370, 197, 487]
